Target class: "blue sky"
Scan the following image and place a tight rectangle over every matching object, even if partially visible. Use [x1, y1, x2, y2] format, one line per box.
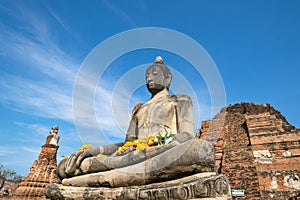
[0, 0, 299, 176]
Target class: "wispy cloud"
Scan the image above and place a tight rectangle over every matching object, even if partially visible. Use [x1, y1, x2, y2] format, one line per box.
[23, 146, 40, 154]
[0, 147, 16, 156]
[14, 122, 51, 135]
[0, 26, 77, 84]
[46, 6, 70, 33]
[0, 145, 40, 175]
[0, 74, 73, 122]
[102, 0, 137, 27]
[0, 1, 78, 122]
[0, 1, 213, 166]
[44, 4, 88, 50]
[64, 77, 134, 144]
[0, 1, 78, 81]
[95, 85, 133, 139]
[0, 0, 130, 144]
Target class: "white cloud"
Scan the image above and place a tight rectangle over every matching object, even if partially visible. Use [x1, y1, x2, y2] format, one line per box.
[0, 0, 214, 152]
[0, 147, 16, 156]
[0, 74, 73, 122]
[0, 145, 40, 176]
[0, 1, 78, 83]
[0, 27, 77, 84]
[46, 6, 70, 33]
[0, 2, 79, 124]
[102, 0, 137, 27]
[14, 122, 50, 135]
[68, 79, 132, 144]
[95, 85, 132, 138]
[22, 146, 40, 154]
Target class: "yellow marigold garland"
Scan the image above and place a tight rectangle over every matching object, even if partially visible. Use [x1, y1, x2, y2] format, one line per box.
[116, 133, 174, 155]
[78, 144, 93, 151]
[115, 135, 162, 155]
[71, 133, 174, 157]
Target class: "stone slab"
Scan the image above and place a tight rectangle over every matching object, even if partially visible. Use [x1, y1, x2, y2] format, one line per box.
[46, 172, 232, 200]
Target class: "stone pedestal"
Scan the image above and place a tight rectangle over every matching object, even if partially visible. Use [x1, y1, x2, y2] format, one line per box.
[14, 127, 60, 199]
[46, 172, 232, 200]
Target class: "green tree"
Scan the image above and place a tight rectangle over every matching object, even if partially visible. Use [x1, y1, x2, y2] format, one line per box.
[0, 163, 23, 189]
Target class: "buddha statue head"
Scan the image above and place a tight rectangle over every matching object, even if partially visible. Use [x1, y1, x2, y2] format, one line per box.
[146, 56, 172, 96]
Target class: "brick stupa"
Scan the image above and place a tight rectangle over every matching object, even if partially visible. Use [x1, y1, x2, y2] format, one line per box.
[197, 103, 300, 199]
[14, 126, 60, 199]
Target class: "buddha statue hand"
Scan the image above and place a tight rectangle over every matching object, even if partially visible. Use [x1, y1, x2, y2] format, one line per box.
[172, 132, 194, 143]
[61, 142, 123, 177]
[65, 147, 101, 176]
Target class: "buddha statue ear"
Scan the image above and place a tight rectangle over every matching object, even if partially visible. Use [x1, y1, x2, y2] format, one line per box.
[166, 73, 172, 90]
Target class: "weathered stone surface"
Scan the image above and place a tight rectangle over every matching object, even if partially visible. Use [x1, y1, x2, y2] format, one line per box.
[13, 126, 60, 199]
[198, 103, 300, 199]
[62, 139, 215, 187]
[63, 140, 215, 187]
[50, 58, 231, 199]
[0, 180, 19, 198]
[46, 172, 231, 200]
[58, 58, 215, 190]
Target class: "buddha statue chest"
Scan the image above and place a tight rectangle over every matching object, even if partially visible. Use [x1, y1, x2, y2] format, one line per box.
[135, 94, 178, 138]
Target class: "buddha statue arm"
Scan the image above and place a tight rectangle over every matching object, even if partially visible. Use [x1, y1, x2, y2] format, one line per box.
[125, 113, 138, 142]
[64, 142, 124, 177]
[172, 95, 195, 143]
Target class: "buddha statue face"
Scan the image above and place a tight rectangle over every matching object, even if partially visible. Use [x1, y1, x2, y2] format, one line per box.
[146, 63, 172, 96]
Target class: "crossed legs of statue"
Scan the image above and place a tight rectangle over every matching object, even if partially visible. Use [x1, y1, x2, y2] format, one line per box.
[59, 139, 215, 188]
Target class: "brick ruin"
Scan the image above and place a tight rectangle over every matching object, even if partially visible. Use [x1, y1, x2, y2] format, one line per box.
[10, 103, 299, 199]
[13, 126, 60, 199]
[0, 180, 19, 197]
[197, 102, 300, 199]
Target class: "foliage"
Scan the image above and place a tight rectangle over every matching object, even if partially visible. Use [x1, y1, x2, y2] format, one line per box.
[56, 174, 62, 184]
[0, 163, 23, 183]
[156, 131, 174, 145]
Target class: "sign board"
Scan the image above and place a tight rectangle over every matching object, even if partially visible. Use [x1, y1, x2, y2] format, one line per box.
[231, 189, 244, 196]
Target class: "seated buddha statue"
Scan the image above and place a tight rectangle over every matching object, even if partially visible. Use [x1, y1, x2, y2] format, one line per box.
[57, 56, 215, 187]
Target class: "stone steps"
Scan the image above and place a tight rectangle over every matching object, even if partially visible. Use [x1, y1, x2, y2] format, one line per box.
[246, 113, 284, 135]
[250, 132, 300, 145]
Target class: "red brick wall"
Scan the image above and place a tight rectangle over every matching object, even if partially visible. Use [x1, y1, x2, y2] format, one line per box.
[198, 103, 300, 199]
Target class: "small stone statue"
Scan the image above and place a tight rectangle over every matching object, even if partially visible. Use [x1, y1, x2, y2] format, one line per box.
[46, 126, 60, 146]
[57, 57, 215, 187]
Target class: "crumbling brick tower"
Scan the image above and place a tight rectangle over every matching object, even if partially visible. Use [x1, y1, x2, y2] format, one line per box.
[197, 103, 300, 199]
[13, 126, 60, 199]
